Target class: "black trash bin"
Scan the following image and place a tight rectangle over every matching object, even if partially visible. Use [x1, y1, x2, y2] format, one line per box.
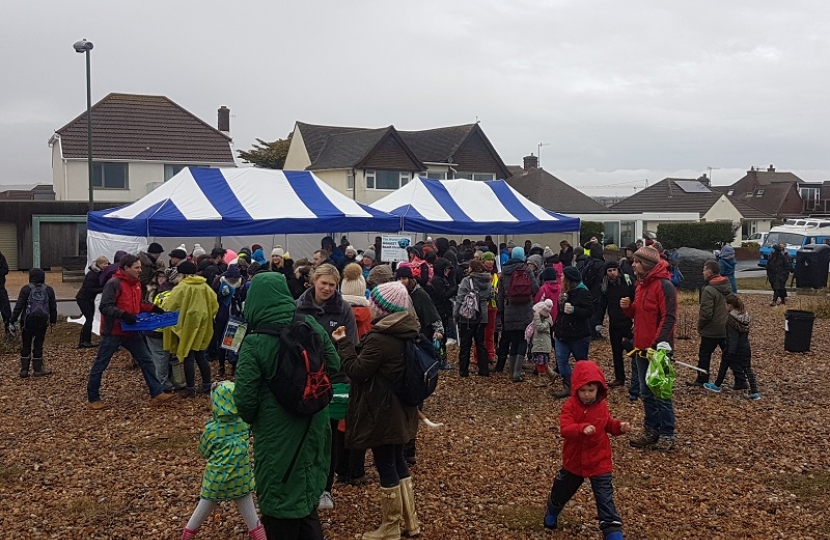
[795, 244, 830, 289]
[784, 310, 815, 353]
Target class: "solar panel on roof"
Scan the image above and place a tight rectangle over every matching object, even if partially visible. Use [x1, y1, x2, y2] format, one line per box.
[675, 180, 712, 193]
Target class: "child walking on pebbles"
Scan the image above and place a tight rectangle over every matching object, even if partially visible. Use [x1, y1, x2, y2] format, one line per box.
[182, 381, 265, 540]
[530, 299, 554, 382]
[544, 360, 629, 539]
[704, 295, 760, 400]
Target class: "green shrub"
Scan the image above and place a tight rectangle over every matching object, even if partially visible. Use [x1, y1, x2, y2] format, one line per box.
[580, 221, 604, 246]
[741, 241, 760, 250]
[657, 222, 735, 250]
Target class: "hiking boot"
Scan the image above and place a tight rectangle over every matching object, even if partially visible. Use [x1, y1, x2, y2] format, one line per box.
[653, 436, 675, 451]
[32, 358, 52, 377]
[150, 393, 176, 406]
[20, 356, 30, 378]
[629, 429, 659, 449]
[87, 400, 109, 411]
[607, 379, 625, 388]
[551, 375, 571, 399]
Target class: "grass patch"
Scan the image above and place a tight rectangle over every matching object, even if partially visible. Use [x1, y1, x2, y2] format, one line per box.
[66, 497, 124, 523]
[775, 471, 830, 500]
[0, 465, 23, 483]
[801, 296, 830, 319]
[735, 276, 773, 290]
[135, 432, 194, 451]
[495, 504, 543, 531]
[677, 291, 699, 306]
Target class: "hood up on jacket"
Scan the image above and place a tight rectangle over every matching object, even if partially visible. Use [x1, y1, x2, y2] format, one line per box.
[28, 268, 46, 285]
[433, 257, 452, 277]
[589, 243, 604, 260]
[728, 310, 751, 333]
[569, 360, 608, 401]
[211, 380, 240, 420]
[244, 272, 296, 331]
[372, 310, 421, 337]
[527, 254, 544, 270]
[641, 259, 672, 285]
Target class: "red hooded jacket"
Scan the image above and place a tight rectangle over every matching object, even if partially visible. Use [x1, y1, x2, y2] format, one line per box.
[622, 259, 677, 350]
[99, 268, 155, 336]
[559, 361, 623, 477]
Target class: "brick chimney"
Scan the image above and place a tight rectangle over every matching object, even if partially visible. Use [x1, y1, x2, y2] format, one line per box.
[523, 153, 538, 171]
[698, 174, 710, 186]
[767, 164, 775, 172]
[218, 106, 230, 134]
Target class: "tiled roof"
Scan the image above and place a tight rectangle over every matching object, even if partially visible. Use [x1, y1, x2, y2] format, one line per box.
[55, 93, 234, 163]
[611, 178, 773, 219]
[308, 128, 391, 170]
[295, 122, 368, 164]
[506, 166, 608, 213]
[398, 125, 477, 163]
[722, 169, 806, 216]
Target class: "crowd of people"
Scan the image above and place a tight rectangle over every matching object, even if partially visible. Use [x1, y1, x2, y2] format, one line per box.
[0, 232, 764, 540]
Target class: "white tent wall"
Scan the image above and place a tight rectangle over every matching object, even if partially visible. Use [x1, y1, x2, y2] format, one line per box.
[87, 231, 396, 267]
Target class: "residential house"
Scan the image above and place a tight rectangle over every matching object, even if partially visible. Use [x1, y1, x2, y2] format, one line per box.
[506, 154, 609, 214]
[49, 93, 236, 203]
[611, 176, 774, 245]
[722, 165, 807, 218]
[283, 121, 511, 204]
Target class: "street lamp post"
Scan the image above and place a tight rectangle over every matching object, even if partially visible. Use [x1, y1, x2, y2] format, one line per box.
[73, 39, 94, 211]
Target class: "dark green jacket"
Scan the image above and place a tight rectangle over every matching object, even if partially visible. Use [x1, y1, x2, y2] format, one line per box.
[336, 311, 420, 450]
[233, 272, 340, 519]
[698, 275, 731, 339]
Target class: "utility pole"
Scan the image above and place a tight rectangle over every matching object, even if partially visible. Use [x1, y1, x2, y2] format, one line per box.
[537, 142, 551, 167]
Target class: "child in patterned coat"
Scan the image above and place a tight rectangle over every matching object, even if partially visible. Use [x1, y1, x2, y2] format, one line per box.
[182, 381, 265, 540]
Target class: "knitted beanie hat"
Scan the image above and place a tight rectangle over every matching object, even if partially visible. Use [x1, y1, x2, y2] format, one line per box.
[191, 244, 206, 258]
[481, 251, 496, 261]
[341, 263, 366, 297]
[511, 246, 526, 260]
[634, 246, 661, 270]
[543, 246, 555, 259]
[363, 248, 377, 262]
[369, 282, 411, 317]
[541, 266, 559, 282]
[271, 246, 285, 257]
[367, 264, 394, 289]
[533, 299, 554, 317]
[564, 266, 582, 283]
[177, 261, 198, 275]
[345, 245, 357, 255]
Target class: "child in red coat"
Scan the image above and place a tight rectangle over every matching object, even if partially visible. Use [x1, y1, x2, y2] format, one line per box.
[544, 360, 630, 539]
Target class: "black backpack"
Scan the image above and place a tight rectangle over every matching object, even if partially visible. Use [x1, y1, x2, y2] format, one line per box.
[395, 333, 440, 407]
[251, 316, 333, 417]
[26, 284, 50, 320]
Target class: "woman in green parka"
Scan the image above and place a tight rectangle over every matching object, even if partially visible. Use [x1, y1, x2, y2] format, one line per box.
[182, 380, 264, 540]
[331, 281, 421, 540]
[233, 272, 340, 540]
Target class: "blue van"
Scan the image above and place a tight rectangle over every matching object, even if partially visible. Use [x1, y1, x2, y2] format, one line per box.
[758, 218, 830, 267]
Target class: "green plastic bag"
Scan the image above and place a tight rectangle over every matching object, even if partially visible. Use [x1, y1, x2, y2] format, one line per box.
[645, 349, 675, 399]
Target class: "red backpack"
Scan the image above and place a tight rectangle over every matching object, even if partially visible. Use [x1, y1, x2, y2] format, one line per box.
[507, 265, 533, 304]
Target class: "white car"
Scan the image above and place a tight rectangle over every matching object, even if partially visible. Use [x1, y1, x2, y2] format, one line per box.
[743, 232, 768, 246]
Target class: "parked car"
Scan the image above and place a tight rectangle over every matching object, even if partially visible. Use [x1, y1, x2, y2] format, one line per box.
[742, 232, 768, 246]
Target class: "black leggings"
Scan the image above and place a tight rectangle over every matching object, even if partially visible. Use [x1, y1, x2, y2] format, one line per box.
[77, 298, 96, 343]
[371, 444, 410, 488]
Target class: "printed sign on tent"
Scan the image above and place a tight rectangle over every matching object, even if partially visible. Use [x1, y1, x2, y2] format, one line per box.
[381, 236, 414, 263]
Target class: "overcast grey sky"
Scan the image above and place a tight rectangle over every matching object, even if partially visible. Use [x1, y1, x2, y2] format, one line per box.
[2, 0, 829, 195]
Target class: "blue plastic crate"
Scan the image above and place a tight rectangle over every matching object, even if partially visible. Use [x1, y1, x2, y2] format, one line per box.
[122, 311, 180, 331]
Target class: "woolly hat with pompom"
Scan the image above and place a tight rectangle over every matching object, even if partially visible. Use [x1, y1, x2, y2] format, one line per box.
[341, 263, 366, 297]
[367, 264, 394, 290]
[533, 299, 554, 317]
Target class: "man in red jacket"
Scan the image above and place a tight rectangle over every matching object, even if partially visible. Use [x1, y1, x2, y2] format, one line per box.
[86, 254, 175, 410]
[621, 246, 677, 451]
[543, 360, 629, 539]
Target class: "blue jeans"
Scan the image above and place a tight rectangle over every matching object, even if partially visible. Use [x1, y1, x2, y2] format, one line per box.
[554, 337, 590, 379]
[547, 468, 622, 534]
[87, 334, 164, 402]
[636, 354, 675, 437]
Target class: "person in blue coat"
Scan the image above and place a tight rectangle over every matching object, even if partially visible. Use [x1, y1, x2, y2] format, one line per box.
[718, 245, 737, 293]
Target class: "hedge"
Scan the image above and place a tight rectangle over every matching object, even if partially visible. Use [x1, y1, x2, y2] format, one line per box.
[580, 221, 605, 246]
[657, 222, 736, 250]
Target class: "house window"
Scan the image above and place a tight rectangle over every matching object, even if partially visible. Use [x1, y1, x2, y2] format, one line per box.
[347, 171, 355, 189]
[426, 172, 446, 180]
[92, 163, 129, 189]
[164, 164, 207, 181]
[365, 170, 411, 190]
[727, 190, 734, 196]
[455, 172, 496, 181]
